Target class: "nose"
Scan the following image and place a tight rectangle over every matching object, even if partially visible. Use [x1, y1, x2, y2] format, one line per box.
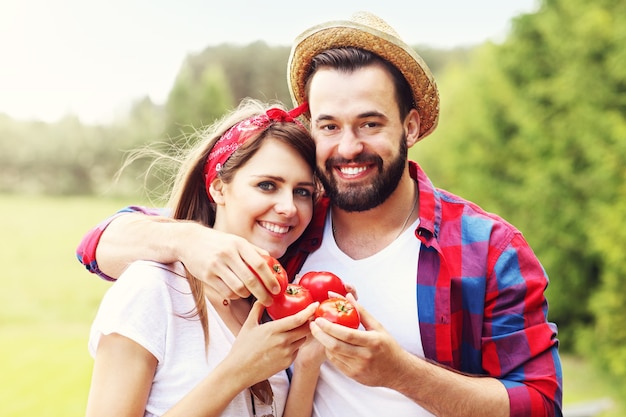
[336, 130, 363, 160]
[274, 190, 297, 218]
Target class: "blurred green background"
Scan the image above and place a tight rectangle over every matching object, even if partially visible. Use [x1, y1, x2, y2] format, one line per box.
[1, 0, 625, 415]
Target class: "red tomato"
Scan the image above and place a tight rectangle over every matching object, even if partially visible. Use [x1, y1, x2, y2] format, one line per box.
[298, 271, 347, 303]
[249, 255, 288, 297]
[314, 297, 361, 329]
[266, 284, 314, 320]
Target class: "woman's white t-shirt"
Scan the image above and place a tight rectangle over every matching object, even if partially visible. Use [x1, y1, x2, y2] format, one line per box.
[89, 260, 288, 417]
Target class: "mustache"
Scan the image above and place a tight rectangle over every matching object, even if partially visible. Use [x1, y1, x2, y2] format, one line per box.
[324, 153, 383, 169]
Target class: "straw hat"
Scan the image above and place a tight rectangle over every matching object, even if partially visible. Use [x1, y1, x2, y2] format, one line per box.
[288, 11, 440, 140]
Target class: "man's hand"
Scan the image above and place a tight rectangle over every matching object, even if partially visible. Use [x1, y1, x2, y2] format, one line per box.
[310, 294, 511, 417]
[95, 213, 283, 306]
[309, 293, 406, 387]
[172, 222, 283, 306]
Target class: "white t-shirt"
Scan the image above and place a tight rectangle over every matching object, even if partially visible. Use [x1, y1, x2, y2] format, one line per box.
[298, 214, 434, 417]
[89, 260, 288, 417]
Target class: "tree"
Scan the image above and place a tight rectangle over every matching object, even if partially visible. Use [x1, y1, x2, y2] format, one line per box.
[191, 42, 291, 105]
[417, 0, 626, 381]
[165, 61, 234, 142]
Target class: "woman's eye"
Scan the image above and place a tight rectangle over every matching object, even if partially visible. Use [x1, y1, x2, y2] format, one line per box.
[295, 188, 312, 198]
[257, 181, 276, 191]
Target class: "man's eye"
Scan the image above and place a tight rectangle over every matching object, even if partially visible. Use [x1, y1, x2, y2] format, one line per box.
[319, 123, 338, 132]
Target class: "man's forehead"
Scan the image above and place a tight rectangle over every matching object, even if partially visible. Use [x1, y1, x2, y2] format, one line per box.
[308, 67, 397, 122]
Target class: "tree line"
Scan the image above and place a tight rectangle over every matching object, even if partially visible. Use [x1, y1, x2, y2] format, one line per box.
[0, 41, 468, 196]
[1, 0, 624, 393]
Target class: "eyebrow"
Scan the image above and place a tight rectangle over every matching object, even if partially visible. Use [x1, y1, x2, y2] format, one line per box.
[255, 175, 315, 188]
[314, 110, 387, 124]
[359, 110, 387, 119]
[314, 114, 334, 124]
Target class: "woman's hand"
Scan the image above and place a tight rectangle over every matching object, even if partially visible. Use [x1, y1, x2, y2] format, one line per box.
[224, 301, 318, 386]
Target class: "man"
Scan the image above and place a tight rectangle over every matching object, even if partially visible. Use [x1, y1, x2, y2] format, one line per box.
[78, 12, 562, 417]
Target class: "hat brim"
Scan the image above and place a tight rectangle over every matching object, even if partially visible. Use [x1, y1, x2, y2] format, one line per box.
[288, 20, 440, 140]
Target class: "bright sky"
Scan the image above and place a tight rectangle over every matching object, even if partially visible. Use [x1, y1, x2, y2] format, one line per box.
[0, 0, 538, 124]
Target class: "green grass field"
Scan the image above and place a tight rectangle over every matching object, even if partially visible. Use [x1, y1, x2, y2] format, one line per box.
[0, 194, 135, 417]
[0, 194, 622, 416]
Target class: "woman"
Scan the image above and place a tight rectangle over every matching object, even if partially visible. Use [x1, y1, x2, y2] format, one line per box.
[86, 99, 320, 417]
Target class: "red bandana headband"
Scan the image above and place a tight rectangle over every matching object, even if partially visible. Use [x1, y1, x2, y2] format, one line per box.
[204, 102, 309, 201]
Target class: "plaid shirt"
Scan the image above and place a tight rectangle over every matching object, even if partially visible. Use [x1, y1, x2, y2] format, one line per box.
[77, 161, 563, 416]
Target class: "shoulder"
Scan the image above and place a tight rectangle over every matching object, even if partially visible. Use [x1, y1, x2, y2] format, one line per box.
[438, 187, 520, 243]
[111, 261, 190, 301]
[411, 161, 525, 252]
[95, 260, 194, 330]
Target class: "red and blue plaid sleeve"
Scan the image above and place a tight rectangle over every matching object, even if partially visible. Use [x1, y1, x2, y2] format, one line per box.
[75, 206, 166, 281]
[483, 232, 563, 416]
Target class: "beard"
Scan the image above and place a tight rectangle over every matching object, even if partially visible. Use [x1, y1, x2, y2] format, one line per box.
[318, 134, 408, 212]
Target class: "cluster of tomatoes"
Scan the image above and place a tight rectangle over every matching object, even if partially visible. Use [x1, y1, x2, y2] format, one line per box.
[256, 255, 360, 329]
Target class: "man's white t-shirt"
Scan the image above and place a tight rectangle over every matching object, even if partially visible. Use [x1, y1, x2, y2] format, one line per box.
[89, 260, 288, 417]
[298, 214, 435, 416]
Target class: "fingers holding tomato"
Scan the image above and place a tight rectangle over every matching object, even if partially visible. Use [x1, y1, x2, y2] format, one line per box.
[343, 283, 358, 301]
[314, 297, 361, 329]
[248, 254, 288, 296]
[266, 284, 314, 320]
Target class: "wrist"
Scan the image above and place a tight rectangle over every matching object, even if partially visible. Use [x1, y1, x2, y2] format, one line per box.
[166, 220, 197, 265]
[293, 355, 323, 377]
[385, 349, 427, 392]
[209, 359, 254, 399]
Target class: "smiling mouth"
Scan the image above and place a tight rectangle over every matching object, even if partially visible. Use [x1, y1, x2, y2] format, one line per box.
[259, 221, 290, 235]
[335, 164, 373, 179]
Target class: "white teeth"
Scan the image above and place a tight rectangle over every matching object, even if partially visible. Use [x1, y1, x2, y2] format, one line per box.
[260, 221, 290, 234]
[339, 166, 367, 175]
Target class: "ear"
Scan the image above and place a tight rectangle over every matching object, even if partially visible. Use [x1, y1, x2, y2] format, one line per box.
[208, 178, 226, 205]
[404, 108, 421, 148]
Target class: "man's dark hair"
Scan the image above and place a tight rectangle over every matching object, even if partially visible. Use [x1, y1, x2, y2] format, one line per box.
[304, 47, 415, 120]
